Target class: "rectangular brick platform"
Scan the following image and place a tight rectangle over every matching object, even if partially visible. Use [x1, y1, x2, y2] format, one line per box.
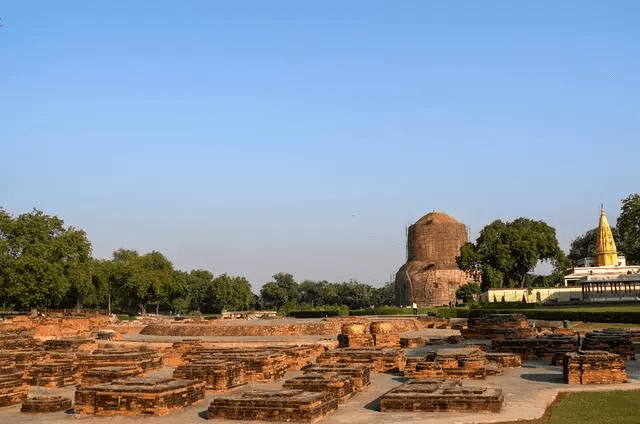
[404, 348, 499, 380]
[173, 360, 245, 392]
[283, 372, 356, 404]
[380, 379, 503, 413]
[563, 350, 628, 385]
[315, 348, 406, 373]
[206, 389, 338, 423]
[302, 364, 370, 391]
[74, 377, 205, 416]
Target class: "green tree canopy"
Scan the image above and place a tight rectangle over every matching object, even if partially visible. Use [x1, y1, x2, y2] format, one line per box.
[209, 274, 253, 312]
[0, 208, 92, 308]
[458, 218, 568, 290]
[617, 193, 640, 265]
[568, 227, 621, 263]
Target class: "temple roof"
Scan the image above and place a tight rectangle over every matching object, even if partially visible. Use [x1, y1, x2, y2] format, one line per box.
[596, 207, 618, 266]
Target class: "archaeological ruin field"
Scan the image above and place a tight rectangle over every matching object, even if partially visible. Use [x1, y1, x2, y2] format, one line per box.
[1, 311, 640, 424]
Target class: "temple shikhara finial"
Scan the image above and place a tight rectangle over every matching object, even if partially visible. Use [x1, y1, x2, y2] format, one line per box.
[596, 206, 617, 266]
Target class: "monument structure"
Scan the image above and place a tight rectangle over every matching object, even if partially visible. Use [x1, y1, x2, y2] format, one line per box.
[395, 211, 478, 308]
[564, 207, 640, 301]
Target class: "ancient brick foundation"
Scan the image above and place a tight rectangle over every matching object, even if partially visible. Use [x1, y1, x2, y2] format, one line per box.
[21, 396, 72, 413]
[380, 379, 503, 413]
[173, 361, 245, 392]
[81, 366, 143, 386]
[206, 389, 338, 423]
[491, 334, 578, 362]
[581, 329, 636, 360]
[315, 348, 406, 373]
[461, 314, 538, 340]
[74, 377, 205, 416]
[302, 364, 371, 392]
[563, 351, 628, 385]
[484, 352, 522, 368]
[403, 348, 500, 380]
[0, 361, 29, 408]
[283, 372, 356, 404]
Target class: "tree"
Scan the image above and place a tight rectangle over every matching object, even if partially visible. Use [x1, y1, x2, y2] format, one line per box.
[209, 274, 253, 312]
[260, 273, 300, 310]
[458, 218, 568, 290]
[568, 227, 621, 263]
[617, 193, 640, 265]
[455, 283, 481, 303]
[107, 249, 175, 314]
[0, 208, 92, 309]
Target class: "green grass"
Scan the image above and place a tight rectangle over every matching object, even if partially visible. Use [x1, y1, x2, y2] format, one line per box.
[497, 391, 640, 424]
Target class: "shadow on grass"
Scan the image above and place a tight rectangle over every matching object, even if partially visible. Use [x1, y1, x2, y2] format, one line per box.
[520, 372, 564, 384]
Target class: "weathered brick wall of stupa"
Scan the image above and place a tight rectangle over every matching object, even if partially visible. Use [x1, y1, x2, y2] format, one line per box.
[395, 212, 478, 308]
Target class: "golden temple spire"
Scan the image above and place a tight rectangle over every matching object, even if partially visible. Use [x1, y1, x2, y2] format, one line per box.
[596, 206, 618, 266]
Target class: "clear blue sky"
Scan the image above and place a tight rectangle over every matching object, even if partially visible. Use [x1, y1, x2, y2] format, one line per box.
[2, 1, 639, 291]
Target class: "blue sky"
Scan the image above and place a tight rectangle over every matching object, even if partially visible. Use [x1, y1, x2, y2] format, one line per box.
[2, 1, 639, 291]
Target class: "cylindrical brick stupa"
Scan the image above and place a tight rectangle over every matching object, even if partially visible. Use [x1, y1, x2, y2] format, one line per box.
[395, 211, 479, 308]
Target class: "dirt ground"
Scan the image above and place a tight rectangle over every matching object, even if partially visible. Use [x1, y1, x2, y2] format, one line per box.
[2, 323, 640, 424]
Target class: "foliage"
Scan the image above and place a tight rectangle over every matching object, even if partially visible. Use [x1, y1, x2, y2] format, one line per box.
[455, 283, 481, 303]
[617, 193, 640, 265]
[209, 274, 253, 312]
[259, 272, 300, 310]
[568, 227, 621, 262]
[458, 218, 568, 290]
[0, 208, 92, 308]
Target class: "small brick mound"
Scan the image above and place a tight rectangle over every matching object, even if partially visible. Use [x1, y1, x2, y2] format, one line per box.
[74, 376, 205, 416]
[338, 324, 373, 348]
[96, 329, 117, 340]
[283, 372, 356, 404]
[404, 348, 499, 379]
[28, 362, 77, 388]
[173, 360, 245, 392]
[0, 361, 29, 407]
[0, 331, 40, 350]
[76, 347, 163, 373]
[462, 314, 537, 340]
[370, 321, 400, 347]
[302, 364, 370, 391]
[206, 389, 338, 423]
[380, 379, 503, 413]
[182, 348, 289, 383]
[0, 350, 45, 370]
[316, 348, 406, 373]
[417, 316, 451, 329]
[564, 350, 628, 385]
[581, 329, 635, 360]
[484, 352, 522, 368]
[81, 365, 143, 386]
[21, 396, 72, 413]
[492, 334, 578, 362]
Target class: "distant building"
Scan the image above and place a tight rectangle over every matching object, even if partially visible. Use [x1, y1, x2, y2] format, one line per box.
[564, 207, 640, 302]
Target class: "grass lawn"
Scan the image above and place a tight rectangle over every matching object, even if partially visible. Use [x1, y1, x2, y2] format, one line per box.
[497, 391, 640, 424]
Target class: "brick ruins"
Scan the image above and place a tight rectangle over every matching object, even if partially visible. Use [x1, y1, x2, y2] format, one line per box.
[338, 321, 400, 348]
[0, 361, 29, 407]
[21, 396, 72, 413]
[74, 376, 205, 416]
[563, 351, 628, 384]
[395, 212, 479, 308]
[492, 334, 578, 362]
[316, 348, 406, 373]
[404, 347, 502, 380]
[462, 314, 538, 339]
[581, 329, 636, 360]
[207, 389, 338, 423]
[283, 372, 356, 404]
[380, 379, 504, 413]
[302, 364, 371, 392]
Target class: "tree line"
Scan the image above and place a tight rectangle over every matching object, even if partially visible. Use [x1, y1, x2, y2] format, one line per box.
[1, 193, 638, 311]
[0, 208, 392, 313]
